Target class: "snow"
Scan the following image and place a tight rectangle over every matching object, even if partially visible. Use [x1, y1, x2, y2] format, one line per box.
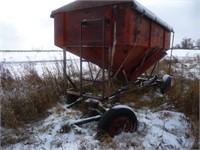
[0, 50, 198, 149]
[1, 49, 199, 78]
[112, 105, 136, 112]
[2, 103, 195, 150]
[136, 109, 194, 149]
[0, 51, 63, 63]
[165, 49, 200, 79]
[163, 74, 170, 82]
[167, 49, 200, 58]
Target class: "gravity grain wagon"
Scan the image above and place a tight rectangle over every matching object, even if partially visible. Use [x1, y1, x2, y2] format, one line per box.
[51, 0, 174, 137]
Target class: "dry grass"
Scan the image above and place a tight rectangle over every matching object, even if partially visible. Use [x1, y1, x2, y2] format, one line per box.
[0, 54, 199, 147]
[122, 55, 200, 147]
[166, 75, 199, 147]
[0, 62, 65, 129]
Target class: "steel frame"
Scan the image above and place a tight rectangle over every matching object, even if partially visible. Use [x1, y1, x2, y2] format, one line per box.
[66, 17, 108, 101]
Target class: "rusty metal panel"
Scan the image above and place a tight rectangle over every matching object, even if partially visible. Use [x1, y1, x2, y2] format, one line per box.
[134, 15, 150, 47]
[150, 22, 165, 48]
[129, 50, 167, 80]
[66, 6, 111, 46]
[112, 3, 131, 45]
[164, 31, 171, 49]
[54, 13, 65, 47]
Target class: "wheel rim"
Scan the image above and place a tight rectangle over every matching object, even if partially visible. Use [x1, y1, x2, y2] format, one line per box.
[108, 116, 134, 137]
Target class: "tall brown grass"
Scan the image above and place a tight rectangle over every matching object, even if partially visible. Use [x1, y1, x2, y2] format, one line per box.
[163, 55, 199, 122]
[0, 62, 65, 129]
[123, 55, 199, 147]
[0, 55, 199, 147]
[165, 56, 200, 148]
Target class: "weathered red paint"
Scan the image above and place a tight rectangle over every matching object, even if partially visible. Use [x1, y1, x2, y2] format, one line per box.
[51, 0, 172, 81]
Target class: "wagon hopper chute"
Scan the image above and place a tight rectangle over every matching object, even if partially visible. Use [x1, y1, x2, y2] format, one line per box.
[51, 0, 174, 137]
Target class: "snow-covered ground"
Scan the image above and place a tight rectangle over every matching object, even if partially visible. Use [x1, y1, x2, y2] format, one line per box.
[0, 51, 63, 62]
[0, 49, 199, 149]
[1, 102, 195, 150]
[0, 49, 199, 77]
[0, 51, 77, 76]
[166, 49, 199, 58]
[1, 49, 199, 62]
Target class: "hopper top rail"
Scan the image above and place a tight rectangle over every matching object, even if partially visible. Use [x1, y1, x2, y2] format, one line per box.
[51, 0, 173, 32]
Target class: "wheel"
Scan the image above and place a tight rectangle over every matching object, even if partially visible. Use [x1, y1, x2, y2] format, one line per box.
[97, 105, 138, 138]
[161, 74, 171, 93]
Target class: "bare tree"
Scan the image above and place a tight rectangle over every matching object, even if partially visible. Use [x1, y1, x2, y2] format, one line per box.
[195, 38, 200, 49]
[180, 37, 194, 49]
[173, 44, 181, 49]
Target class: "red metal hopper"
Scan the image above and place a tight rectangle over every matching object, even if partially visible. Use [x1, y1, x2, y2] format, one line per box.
[51, 0, 173, 81]
[50, 1, 174, 136]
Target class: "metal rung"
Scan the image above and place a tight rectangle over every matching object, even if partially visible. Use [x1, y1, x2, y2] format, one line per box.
[82, 78, 104, 83]
[79, 45, 108, 48]
[67, 90, 102, 100]
[82, 94, 102, 100]
[81, 40, 102, 43]
[67, 91, 81, 96]
[67, 83, 93, 91]
[81, 59, 103, 64]
[80, 17, 106, 100]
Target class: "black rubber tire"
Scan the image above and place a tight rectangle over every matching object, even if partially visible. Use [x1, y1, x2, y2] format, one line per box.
[161, 75, 171, 94]
[97, 106, 138, 138]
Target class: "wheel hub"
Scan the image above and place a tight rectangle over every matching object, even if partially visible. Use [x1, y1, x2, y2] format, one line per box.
[108, 116, 133, 137]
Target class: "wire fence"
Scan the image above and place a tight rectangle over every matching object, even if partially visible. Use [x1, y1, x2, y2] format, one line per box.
[0, 49, 199, 65]
[0, 50, 64, 65]
[0, 50, 62, 52]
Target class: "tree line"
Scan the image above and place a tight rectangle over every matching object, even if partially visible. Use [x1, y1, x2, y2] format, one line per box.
[174, 38, 200, 49]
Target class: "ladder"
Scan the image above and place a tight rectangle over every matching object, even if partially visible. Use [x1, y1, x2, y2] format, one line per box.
[67, 17, 108, 101]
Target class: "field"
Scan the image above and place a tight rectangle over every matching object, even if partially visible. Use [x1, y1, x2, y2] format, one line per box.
[0, 50, 199, 149]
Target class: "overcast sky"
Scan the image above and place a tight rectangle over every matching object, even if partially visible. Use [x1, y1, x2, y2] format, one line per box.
[0, 0, 199, 50]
